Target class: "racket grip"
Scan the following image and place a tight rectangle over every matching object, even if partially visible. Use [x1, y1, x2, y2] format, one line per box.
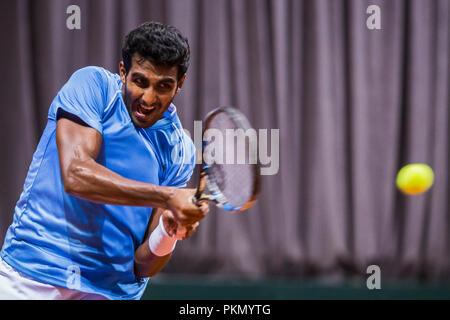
[190, 196, 199, 206]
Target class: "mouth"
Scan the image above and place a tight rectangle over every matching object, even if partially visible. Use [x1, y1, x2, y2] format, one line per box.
[135, 104, 156, 120]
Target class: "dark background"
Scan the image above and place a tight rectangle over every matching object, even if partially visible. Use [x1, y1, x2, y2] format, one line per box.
[1, 0, 449, 298]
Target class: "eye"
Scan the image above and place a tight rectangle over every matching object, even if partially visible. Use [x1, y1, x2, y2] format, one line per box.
[134, 78, 147, 87]
[159, 82, 172, 90]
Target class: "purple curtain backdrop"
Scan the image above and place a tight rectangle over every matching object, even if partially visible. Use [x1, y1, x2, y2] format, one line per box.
[0, 0, 449, 282]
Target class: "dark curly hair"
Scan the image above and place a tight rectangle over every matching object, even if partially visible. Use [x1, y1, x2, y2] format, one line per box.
[121, 21, 190, 81]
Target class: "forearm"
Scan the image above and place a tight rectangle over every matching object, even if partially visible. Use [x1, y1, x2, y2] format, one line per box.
[63, 157, 174, 208]
[134, 238, 172, 278]
[133, 201, 208, 278]
[134, 211, 177, 278]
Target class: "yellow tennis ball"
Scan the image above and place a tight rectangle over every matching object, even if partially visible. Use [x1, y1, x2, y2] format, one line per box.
[396, 164, 434, 195]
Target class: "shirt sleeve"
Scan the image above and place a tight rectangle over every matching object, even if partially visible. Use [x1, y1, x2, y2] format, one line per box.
[48, 66, 107, 134]
[162, 132, 196, 188]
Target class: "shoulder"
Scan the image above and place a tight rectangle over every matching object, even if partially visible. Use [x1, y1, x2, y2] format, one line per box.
[68, 66, 117, 89]
[48, 66, 120, 122]
[70, 66, 104, 80]
[63, 66, 121, 105]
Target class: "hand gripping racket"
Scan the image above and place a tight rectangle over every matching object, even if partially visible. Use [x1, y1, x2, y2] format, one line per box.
[190, 106, 260, 212]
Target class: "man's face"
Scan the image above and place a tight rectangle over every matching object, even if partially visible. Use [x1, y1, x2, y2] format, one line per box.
[119, 55, 185, 128]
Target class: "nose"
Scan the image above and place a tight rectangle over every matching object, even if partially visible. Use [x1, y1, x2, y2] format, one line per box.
[141, 86, 159, 107]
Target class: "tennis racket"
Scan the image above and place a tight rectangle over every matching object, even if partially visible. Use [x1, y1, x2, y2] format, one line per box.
[190, 106, 260, 212]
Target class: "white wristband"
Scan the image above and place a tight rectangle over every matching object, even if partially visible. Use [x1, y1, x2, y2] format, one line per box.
[148, 215, 177, 257]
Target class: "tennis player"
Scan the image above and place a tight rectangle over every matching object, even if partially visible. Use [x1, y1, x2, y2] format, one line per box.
[0, 21, 209, 300]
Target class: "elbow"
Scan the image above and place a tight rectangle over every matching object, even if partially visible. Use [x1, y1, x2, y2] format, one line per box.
[62, 175, 75, 195]
[134, 258, 160, 279]
[135, 265, 162, 279]
[136, 269, 157, 279]
[61, 162, 87, 196]
[146, 265, 164, 278]
[63, 181, 78, 196]
[134, 252, 171, 279]
[134, 263, 152, 279]
[147, 270, 159, 278]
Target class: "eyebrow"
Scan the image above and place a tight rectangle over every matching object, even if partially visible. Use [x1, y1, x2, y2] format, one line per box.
[131, 72, 176, 84]
[159, 78, 176, 84]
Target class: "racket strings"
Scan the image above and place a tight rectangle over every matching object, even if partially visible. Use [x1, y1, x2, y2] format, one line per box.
[206, 112, 256, 207]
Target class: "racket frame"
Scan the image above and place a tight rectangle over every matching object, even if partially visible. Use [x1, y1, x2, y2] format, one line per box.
[193, 106, 260, 212]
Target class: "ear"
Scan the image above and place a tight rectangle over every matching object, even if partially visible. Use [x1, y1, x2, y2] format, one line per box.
[119, 61, 127, 85]
[176, 74, 187, 94]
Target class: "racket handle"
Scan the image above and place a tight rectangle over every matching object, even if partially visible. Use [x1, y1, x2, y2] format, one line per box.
[190, 196, 199, 206]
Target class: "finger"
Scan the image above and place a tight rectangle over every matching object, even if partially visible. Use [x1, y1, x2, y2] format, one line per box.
[163, 209, 179, 223]
[164, 217, 178, 237]
[197, 200, 209, 208]
[174, 225, 187, 240]
[184, 222, 200, 239]
[179, 206, 208, 225]
[179, 217, 199, 227]
[198, 202, 210, 217]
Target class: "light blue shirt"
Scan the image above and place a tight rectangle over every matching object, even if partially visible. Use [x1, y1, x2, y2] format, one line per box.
[1, 66, 195, 300]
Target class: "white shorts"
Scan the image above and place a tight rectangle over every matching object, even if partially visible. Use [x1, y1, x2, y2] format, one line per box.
[0, 257, 108, 300]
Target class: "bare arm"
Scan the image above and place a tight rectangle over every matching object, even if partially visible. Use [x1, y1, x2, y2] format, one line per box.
[56, 116, 206, 225]
[134, 203, 208, 278]
[56, 117, 174, 207]
[56, 115, 209, 278]
[134, 208, 172, 278]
